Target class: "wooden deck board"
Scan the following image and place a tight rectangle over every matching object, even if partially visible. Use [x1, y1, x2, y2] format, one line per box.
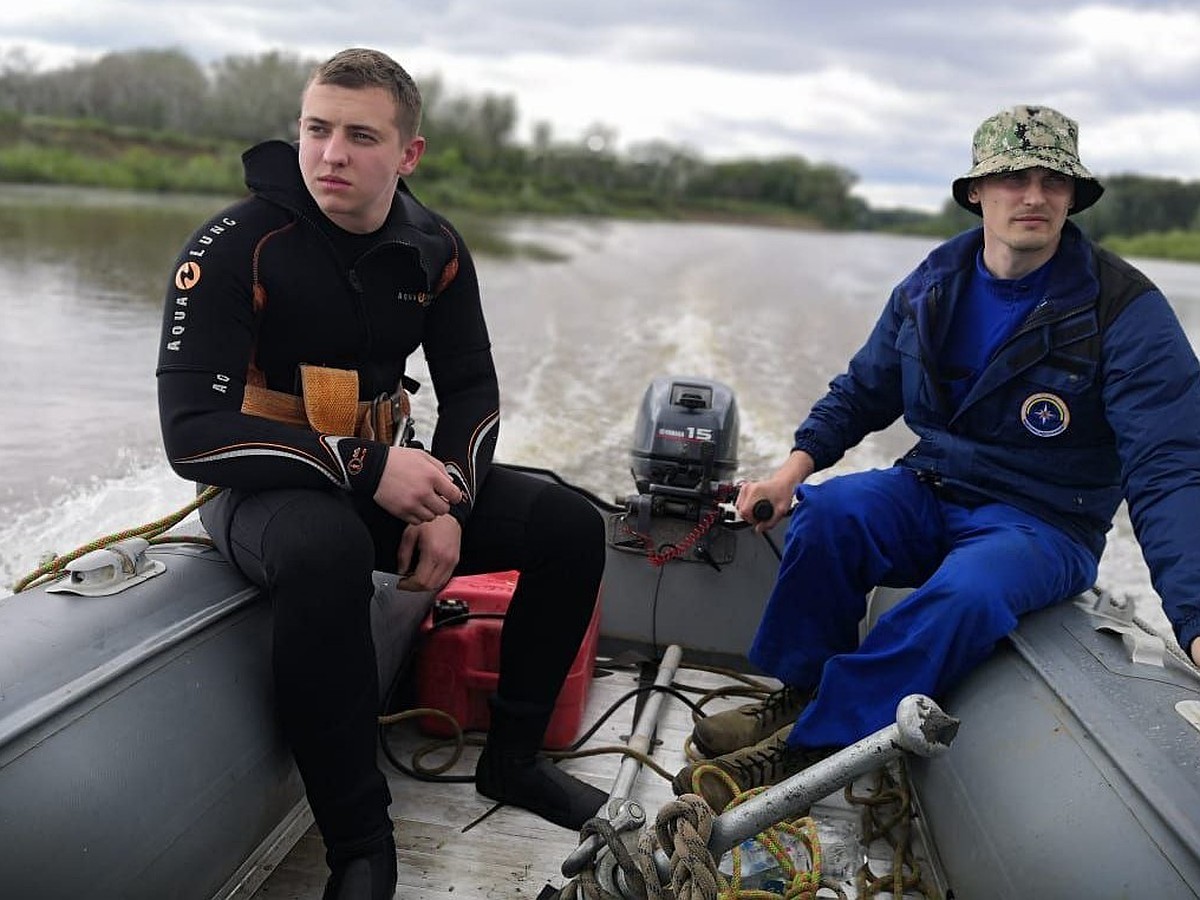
[248, 661, 935, 899]
[247, 662, 743, 897]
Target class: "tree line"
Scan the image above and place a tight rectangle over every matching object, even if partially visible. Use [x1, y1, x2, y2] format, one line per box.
[1, 46, 1199, 243]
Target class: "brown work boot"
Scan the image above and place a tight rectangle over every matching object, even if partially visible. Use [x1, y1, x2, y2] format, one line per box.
[671, 724, 837, 813]
[691, 685, 811, 758]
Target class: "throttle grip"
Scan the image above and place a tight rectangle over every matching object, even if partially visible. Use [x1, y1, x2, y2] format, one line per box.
[752, 499, 773, 522]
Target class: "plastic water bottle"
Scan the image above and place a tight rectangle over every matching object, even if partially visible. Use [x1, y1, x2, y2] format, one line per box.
[814, 817, 863, 882]
[718, 831, 809, 891]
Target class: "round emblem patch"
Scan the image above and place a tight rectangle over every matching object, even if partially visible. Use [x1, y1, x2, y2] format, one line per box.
[1021, 393, 1069, 437]
[174, 260, 201, 291]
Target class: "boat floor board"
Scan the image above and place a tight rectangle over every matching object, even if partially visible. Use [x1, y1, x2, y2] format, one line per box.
[250, 662, 937, 899]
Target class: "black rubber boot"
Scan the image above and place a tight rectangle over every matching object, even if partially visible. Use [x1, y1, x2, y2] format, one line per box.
[475, 696, 606, 831]
[322, 836, 398, 900]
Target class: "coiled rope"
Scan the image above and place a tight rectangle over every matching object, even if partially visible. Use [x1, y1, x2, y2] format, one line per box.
[555, 794, 720, 900]
[845, 762, 930, 898]
[555, 775, 838, 900]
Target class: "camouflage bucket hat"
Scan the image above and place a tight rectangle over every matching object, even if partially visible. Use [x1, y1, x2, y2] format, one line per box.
[952, 105, 1104, 216]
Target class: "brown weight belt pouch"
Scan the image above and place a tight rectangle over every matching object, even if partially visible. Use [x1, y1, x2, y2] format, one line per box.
[241, 364, 413, 445]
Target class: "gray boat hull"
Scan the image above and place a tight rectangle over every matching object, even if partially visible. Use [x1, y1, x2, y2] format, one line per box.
[6, 490, 1200, 900]
[0, 545, 300, 900]
[597, 513, 783, 669]
[909, 598, 1200, 899]
[0, 543, 430, 900]
[596, 510, 1200, 899]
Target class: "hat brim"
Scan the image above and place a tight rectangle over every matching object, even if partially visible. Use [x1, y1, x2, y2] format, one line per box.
[951, 153, 1103, 216]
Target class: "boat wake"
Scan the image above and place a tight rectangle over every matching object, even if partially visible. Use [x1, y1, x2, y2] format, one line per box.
[0, 460, 197, 592]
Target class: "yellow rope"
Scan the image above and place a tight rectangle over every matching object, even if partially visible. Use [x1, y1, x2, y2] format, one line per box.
[519, 662, 923, 900]
[12, 486, 223, 594]
[634, 761, 830, 900]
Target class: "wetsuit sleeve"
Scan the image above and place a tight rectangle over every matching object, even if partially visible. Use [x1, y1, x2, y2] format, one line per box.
[421, 222, 499, 523]
[792, 286, 907, 470]
[1101, 289, 1200, 652]
[155, 206, 388, 496]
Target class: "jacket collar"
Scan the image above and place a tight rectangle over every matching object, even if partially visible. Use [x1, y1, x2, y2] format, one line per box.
[240, 139, 443, 247]
[920, 220, 1099, 312]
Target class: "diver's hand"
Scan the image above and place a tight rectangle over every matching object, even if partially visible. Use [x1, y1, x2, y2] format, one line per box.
[372, 446, 462, 525]
[1191, 636, 1200, 668]
[396, 515, 461, 592]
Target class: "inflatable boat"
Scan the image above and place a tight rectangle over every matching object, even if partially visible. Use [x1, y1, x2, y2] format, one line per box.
[2, 375, 1198, 899]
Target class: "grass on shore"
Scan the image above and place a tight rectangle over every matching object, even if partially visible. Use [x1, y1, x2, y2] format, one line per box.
[3, 115, 1199, 263]
[1101, 230, 1200, 264]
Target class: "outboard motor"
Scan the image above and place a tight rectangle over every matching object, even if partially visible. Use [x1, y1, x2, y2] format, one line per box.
[629, 376, 739, 500]
[618, 377, 742, 566]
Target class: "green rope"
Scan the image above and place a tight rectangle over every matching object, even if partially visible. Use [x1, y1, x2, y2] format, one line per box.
[12, 486, 223, 594]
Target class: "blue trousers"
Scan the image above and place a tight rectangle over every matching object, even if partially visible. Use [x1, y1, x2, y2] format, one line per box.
[749, 467, 1098, 749]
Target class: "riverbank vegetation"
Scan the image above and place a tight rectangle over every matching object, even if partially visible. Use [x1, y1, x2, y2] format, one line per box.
[2, 47, 1199, 261]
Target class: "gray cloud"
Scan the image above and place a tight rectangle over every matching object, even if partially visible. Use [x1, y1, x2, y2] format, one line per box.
[2, 0, 1197, 209]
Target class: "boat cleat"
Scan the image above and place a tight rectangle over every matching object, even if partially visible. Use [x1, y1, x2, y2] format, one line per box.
[45, 537, 166, 597]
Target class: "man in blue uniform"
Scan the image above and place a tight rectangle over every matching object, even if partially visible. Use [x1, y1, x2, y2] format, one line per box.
[674, 105, 1200, 812]
[157, 48, 606, 899]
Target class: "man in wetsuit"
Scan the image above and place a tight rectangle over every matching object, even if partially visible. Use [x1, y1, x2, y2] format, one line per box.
[672, 105, 1200, 813]
[156, 48, 606, 899]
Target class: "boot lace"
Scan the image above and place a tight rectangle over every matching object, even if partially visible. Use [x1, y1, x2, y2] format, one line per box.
[722, 735, 801, 789]
[750, 685, 803, 725]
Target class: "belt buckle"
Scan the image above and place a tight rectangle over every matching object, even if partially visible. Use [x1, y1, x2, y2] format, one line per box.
[389, 396, 414, 447]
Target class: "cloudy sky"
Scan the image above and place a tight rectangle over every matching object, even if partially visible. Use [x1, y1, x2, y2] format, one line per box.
[3, 1, 1198, 210]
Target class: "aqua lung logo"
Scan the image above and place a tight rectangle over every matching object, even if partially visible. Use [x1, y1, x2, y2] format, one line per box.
[165, 216, 237, 353]
[175, 261, 201, 291]
[1021, 392, 1069, 437]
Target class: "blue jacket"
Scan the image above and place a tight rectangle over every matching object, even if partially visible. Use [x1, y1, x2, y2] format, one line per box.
[793, 222, 1200, 650]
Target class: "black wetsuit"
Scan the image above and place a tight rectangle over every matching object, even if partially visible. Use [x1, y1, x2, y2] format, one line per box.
[155, 141, 603, 857]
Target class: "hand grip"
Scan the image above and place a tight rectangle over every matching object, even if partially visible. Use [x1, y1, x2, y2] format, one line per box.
[752, 499, 774, 522]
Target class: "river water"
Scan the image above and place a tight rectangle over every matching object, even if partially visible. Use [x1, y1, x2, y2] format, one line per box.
[3, 184, 1198, 636]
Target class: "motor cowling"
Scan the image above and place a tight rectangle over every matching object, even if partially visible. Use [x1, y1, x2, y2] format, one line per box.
[629, 376, 739, 497]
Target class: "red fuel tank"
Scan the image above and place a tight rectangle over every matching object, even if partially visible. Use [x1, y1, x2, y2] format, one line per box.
[414, 571, 600, 749]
